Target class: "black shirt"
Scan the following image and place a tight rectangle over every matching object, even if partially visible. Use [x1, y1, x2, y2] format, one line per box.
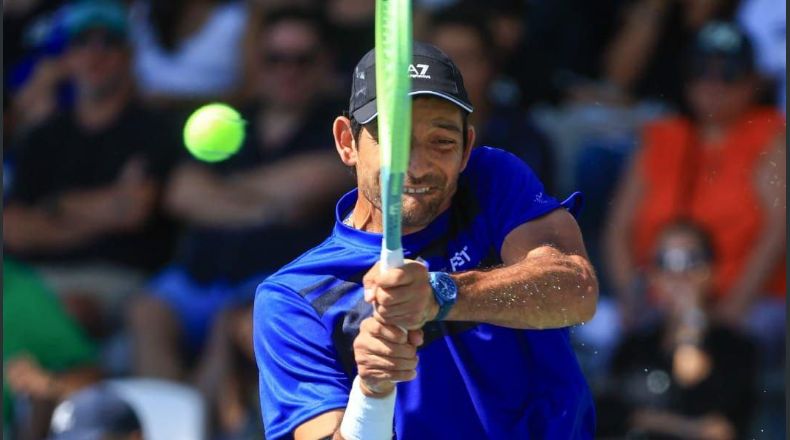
[8, 101, 180, 271]
[598, 323, 758, 439]
[173, 100, 346, 284]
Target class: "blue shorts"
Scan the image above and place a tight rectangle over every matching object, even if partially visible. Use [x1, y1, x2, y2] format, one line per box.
[147, 266, 267, 351]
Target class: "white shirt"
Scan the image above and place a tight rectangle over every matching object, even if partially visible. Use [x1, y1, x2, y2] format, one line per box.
[129, 0, 247, 98]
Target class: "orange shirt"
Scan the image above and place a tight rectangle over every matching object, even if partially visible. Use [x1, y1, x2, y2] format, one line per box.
[632, 108, 786, 299]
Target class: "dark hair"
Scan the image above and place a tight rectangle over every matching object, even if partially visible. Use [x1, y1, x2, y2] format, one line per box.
[656, 219, 716, 263]
[429, 6, 495, 54]
[261, 6, 329, 42]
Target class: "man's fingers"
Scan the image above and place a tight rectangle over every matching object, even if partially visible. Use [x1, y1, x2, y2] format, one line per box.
[360, 336, 417, 360]
[357, 354, 418, 371]
[358, 368, 418, 383]
[407, 329, 424, 347]
[364, 260, 427, 290]
[360, 318, 407, 343]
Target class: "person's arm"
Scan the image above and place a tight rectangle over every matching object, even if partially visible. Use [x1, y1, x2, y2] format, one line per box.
[603, 0, 669, 93]
[3, 157, 158, 252]
[448, 208, 597, 329]
[164, 162, 276, 227]
[715, 133, 786, 323]
[165, 152, 348, 227]
[255, 281, 416, 440]
[294, 318, 421, 440]
[229, 151, 350, 221]
[365, 208, 598, 331]
[5, 356, 100, 401]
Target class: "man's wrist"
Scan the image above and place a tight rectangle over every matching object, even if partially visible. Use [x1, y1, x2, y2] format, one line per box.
[340, 376, 396, 440]
[428, 271, 458, 321]
[359, 379, 395, 398]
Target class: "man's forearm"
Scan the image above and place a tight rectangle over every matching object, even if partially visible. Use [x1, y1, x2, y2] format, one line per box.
[446, 252, 598, 329]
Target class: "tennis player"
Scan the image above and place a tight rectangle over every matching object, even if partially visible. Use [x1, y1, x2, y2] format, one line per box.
[254, 43, 598, 440]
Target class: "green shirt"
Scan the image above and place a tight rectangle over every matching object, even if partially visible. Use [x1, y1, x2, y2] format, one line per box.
[3, 259, 97, 423]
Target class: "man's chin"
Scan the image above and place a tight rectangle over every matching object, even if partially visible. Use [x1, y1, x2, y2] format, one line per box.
[401, 199, 444, 229]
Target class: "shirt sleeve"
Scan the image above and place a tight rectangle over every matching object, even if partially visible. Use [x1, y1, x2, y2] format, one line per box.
[254, 281, 351, 440]
[470, 147, 561, 254]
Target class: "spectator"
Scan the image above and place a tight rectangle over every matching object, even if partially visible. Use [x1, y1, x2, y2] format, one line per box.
[48, 385, 143, 440]
[603, 0, 740, 109]
[428, 7, 557, 192]
[598, 221, 757, 439]
[605, 23, 786, 346]
[3, 0, 180, 334]
[128, 0, 248, 104]
[127, 7, 350, 436]
[4, 259, 100, 440]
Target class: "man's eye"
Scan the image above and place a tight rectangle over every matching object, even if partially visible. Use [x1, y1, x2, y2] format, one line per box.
[433, 139, 458, 150]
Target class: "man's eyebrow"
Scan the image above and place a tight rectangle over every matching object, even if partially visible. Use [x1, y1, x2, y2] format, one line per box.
[431, 119, 462, 133]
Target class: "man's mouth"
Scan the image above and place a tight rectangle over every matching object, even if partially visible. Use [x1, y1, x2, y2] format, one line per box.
[403, 186, 432, 195]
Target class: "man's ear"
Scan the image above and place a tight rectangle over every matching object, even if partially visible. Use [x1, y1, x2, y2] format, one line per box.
[333, 116, 358, 166]
[460, 124, 476, 171]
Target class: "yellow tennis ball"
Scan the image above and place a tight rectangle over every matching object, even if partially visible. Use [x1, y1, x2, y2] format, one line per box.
[183, 103, 246, 162]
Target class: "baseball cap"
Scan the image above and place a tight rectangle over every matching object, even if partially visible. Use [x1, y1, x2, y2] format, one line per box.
[349, 42, 474, 124]
[688, 22, 754, 81]
[63, 0, 128, 40]
[48, 385, 141, 440]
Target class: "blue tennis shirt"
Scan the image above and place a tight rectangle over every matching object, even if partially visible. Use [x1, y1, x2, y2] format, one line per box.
[254, 146, 595, 439]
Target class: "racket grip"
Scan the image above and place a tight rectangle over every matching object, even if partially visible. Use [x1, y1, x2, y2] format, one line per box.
[380, 246, 404, 271]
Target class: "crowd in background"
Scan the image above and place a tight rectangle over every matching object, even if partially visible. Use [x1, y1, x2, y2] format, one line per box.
[2, 0, 785, 439]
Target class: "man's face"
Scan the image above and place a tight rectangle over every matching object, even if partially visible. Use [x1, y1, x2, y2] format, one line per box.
[66, 29, 129, 98]
[258, 20, 324, 108]
[686, 59, 756, 125]
[354, 97, 472, 229]
[648, 230, 712, 311]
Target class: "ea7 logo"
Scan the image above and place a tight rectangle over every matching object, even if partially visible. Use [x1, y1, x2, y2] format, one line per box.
[408, 64, 431, 79]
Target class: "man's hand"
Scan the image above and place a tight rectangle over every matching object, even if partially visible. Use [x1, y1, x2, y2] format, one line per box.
[362, 260, 438, 330]
[353, 317, 423, 397]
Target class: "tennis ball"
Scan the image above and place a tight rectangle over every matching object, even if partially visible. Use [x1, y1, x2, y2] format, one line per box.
[183, 103, 246, 162]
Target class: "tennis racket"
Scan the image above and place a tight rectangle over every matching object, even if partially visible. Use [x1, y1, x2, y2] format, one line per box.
[376, 0, 412, 272]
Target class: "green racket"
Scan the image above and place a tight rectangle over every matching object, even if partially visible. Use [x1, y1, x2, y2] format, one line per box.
[376, 0, 412, 271]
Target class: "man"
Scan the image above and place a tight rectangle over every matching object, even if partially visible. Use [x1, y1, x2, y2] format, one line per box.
[128, 8, 349, 424]
[3, 1, 178, 330]
[254, 43, 598, 439]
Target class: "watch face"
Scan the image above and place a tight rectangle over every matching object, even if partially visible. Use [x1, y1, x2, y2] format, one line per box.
[433, 273, 458, 302]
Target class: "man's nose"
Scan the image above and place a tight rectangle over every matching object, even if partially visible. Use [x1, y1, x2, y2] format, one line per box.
[407, 143, 432, 180]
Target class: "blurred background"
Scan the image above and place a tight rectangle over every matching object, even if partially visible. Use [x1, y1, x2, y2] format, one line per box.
[2, 0, 785, 439]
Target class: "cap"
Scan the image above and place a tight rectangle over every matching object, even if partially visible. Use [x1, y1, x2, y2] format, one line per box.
[349, 42, 474, 124]
[689, 21, 754, 80]
[63, 0, 128, 40]
[48, 385, 141, 440]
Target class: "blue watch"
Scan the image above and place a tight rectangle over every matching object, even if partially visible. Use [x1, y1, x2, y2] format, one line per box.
[428, 271, 458, 321]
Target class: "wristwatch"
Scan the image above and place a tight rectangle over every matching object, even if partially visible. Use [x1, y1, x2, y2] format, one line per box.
[428, 271, 458, 321]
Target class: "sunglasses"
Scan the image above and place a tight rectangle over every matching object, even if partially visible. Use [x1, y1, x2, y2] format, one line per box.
[71, 32, 125, 50]
[688, 57, 751, 83]
[264, 50, 319, 67]
[654, 248, 709, 274]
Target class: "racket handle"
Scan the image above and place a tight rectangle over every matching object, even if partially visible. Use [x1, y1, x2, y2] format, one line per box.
[380, 246, 404, 271]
